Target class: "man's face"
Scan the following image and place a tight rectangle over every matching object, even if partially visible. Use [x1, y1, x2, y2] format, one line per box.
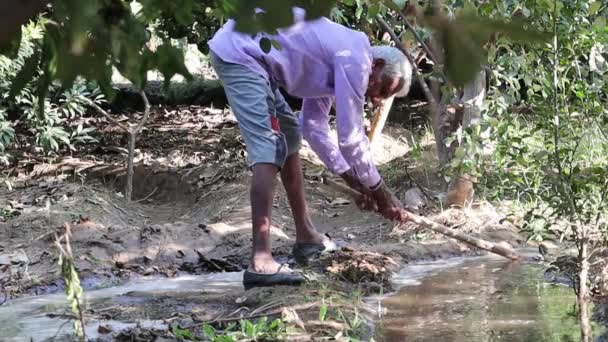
[366, 58, 405, 107]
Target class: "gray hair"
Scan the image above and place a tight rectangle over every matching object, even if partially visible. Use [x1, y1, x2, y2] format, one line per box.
[371, 45, 413, 98]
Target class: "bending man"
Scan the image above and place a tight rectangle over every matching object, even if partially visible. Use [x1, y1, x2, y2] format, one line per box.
[208, 8, 412, 289]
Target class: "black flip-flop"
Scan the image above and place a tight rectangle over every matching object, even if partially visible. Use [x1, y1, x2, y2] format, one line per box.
[242, 264, 305, 290]
[292, 234, 344, 266]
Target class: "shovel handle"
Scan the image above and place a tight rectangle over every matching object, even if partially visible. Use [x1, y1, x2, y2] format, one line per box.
[322, 177, 520, 261]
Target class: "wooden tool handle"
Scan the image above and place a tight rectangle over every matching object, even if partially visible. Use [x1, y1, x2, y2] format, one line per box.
[322, 177, 520, 261]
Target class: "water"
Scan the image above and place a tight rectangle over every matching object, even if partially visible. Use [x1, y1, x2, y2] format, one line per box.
[378, 254, 603, 342]
[0, 272, 243, 342]
[1, 253, 605, 341]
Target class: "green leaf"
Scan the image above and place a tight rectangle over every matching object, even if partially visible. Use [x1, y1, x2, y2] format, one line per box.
[355, 5, 363, 20]
[37, 45, 52, 122]
[426, 13, 550, 86]
[268, 319, 281, 331]
[593, 16, 607, 30]
[50, 138, 59, 151]
[260, 37, 272, 53]
[153, 42, 193, 89]
[174, 0, 194, 25]
[368, 3, 381, 18]
[202, 324, 216, 338]
[270, 39, 282, 51]
[297, 0, 338, 20]
[244, 320, 255, 337]
[9, 48, 41, 100]
[441, 22, 483, 86]
[319, 304, 328, 321]
[589, 1, 602, 16]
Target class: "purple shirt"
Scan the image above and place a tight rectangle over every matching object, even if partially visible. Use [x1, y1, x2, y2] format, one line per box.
[208, 9, 381, 188]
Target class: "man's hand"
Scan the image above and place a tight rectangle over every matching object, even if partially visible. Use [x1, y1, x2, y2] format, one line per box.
[371, 181, 410, 221]
[340, 169, 377, 211]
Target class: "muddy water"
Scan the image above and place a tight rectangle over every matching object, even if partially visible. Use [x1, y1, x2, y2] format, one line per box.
[377, 254, 601, 342]
[0, 272, 243, 342]
[1, 253, 604, 342]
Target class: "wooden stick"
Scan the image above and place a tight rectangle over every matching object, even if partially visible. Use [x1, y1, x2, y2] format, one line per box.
[368, 95, 395, 146]
[322, 177, 520, 261]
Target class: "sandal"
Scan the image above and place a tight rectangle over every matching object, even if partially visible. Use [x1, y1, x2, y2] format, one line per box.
[243, 264, 305, 290]
[292, 234, 343, 266]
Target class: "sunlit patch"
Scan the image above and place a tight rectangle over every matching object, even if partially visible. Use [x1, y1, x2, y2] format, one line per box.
[336, 50, 352, 57]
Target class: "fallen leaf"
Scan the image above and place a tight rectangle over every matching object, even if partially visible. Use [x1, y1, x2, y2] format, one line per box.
[282, 307, 306, 331]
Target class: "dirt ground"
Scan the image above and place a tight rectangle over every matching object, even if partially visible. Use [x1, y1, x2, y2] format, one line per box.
[0, 103, 528, 340]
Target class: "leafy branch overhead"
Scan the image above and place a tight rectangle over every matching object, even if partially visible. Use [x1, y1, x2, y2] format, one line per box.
[3, 0, 194, 107]
[0, 0, 552, 101]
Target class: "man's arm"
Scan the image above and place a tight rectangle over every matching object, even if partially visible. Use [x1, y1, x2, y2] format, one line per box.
[333, 55, 408, 221]
[301, 97, 350, 175]
[333, 58, 381, 189]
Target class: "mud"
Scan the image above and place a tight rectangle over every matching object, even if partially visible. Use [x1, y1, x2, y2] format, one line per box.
[0, 111, 524, 300]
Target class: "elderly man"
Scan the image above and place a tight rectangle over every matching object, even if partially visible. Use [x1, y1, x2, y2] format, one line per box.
[209, 8, 412, 289]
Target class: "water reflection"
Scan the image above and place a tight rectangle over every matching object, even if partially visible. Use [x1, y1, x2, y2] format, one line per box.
[380, 258, 598, 342]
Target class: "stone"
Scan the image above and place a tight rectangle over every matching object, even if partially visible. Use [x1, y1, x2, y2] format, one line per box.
[403, 187, 425, 211]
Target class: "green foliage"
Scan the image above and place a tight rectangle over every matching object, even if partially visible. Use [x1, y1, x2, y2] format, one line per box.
[56, 240, 86, 340]
[1, 0, 550, 97]
[239, 317, 286, 340]
[459, 0, 608, 242]
[172, 326, 196, 340]
[0, 113, 15, 154]
[172, 318, 287, 341]
[0, 20, 102, 156]
[428, 13, 550, 86]
[334, 0, 550, 86]
[319, 302, 328, 321]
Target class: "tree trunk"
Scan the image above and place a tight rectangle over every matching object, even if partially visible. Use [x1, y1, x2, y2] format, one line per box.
[579, 239, 593, 342]
[445, 70, 486, 207]
[125, 132, 135, 201]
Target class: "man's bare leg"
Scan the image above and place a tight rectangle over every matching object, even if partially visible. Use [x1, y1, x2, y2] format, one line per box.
[249, 163, 283, 273]
[280, 153, 325, 244]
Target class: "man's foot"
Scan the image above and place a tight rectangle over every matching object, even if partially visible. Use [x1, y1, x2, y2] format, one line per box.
[251, 255, 287, 273]
[243, 263, 305, 290]
[292, 235, 341, 266]
[295, 225, 326, 245]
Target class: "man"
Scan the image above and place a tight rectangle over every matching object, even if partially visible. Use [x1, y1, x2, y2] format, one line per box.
[209, 8, 412, 289]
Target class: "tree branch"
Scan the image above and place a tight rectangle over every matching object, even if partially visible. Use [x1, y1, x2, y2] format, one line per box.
[125, 91, 151, 201]
[134, 90, 150, 134]
[397, 9, 437, 64]
[81, 97, 129, 132]
[376, 15, 440, 115]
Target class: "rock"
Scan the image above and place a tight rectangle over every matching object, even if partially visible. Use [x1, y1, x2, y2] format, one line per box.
[403, 187, 425, 211]
[538, 240, 560, 256]
[98, 324, 113, 334]
[329, 198, 350, 207]
[0, 250, 29, 265]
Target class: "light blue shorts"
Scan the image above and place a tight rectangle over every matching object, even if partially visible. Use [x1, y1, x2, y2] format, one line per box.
[210, 52, 302, 169]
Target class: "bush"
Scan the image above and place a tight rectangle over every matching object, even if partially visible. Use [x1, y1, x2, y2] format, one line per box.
[0, 21, 103, 157]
